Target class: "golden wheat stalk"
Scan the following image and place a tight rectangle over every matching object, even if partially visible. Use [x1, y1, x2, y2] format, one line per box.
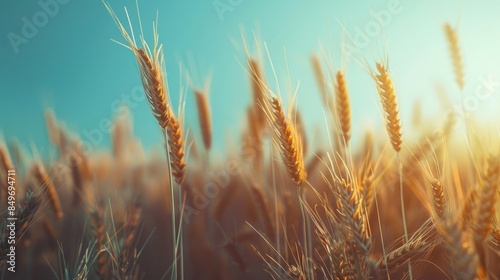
[310, 54, 329, 107]
[195, 89, 212, 151]
[461, 187, 477, 231]
[44, 109, 61, 146]
[359, 163, 375, 212]
[373, 62, 402, 152]
[70, 153, 84, 206]
[378, 238, 428, 272]
[430, 178, 446, 220]
[91, 210, 109, 280]
[32, 161, 63, 219]
[335, 71, 351, 145]
[444, 23, 465, 90]
[268, 96, 306, 186]
[166, 107, 186, 185]
[14, 192, 42, 249]
[472, 155, 499, 240]
[442, 216, 479, 280]
[103, 2, 170, 129]
[0, 143, 13, 172]
[337, 179, 371, 277]
[294, 109, 308, 157]
[248, 58, 267, 127]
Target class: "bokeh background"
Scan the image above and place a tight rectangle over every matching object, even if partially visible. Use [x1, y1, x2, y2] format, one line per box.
[1, 0, 500, 156]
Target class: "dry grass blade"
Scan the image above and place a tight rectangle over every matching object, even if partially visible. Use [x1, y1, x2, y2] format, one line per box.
[269, 97, 306, 186]
[444, 23, 465, 90]
[335, 71, 351, 145]
[32, 161, 63, 219]
[373, 62, 402, 152]
[195, 89, 212, 151]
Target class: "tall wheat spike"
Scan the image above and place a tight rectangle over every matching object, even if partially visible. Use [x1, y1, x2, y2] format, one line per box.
[430, 178, 447, 220]
[444, 23, 465, 90]
[442, 216, 479, 280]
[372, 61, 411, 279]
[166, 106, 186, 185]
[103, 2, 170, 129]
[335, 71, 351, 145]
[337, 179, 371, 278]
[472, 155, 499, 240]
[195, 89, 212, 151]
[373, 62, 402, 152]
[0, 143, 13, 172]
[103, 5, 184, 278]
[91, 210, 109, 280]
[248, 58, 267, 128]
[268, 96, 306, 186]
[310, 54, 328, 106]
[378, 238, 428, 272]
[32, 161, 63, 219]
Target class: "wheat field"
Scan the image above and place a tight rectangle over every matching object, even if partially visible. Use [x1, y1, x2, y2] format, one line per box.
[1, 2, 500, 280]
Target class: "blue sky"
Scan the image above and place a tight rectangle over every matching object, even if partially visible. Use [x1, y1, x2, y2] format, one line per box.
[2, 0, 500, 157]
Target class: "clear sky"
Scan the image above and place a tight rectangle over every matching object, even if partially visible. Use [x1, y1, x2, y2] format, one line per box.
[2, 0, 500, 157]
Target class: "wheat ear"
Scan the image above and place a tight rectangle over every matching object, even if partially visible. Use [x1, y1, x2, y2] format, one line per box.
[0, 143, 14, 202]
[0, 143, 13, 172]
[0, 191, 42, 270]
[103, 4, 184, 278]
[442, 216, 479, 280]
[378, 238, 428, 272]
[91, 210, 109, 280]
[472, 155, 499, 240]
[269, 97, 306, 186]
[166, 107, 186, 185]
[248, 58, 267, 127]
[310, 54, 329, 107]
[430, 178, 447, 221]
[373, 61, 413, 279]
[195, 89, 212, 151]
[444, 23, 465, 90]
[103, 2, 170, 129]
[70, 153, 85, 206]
[373, 62, 402, 152]
[32, 161, 63, 219]
[338, 179, 371, 278]
[335, 71, 351, 145]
